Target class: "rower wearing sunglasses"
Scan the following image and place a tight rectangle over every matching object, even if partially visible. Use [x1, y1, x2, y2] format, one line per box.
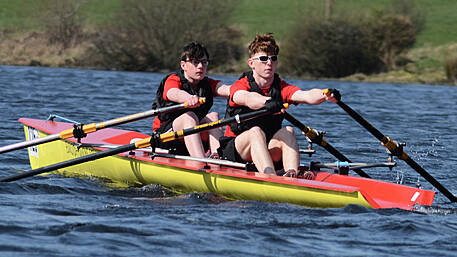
[152, 42, 231, 158]
[217, 33, 340, 177]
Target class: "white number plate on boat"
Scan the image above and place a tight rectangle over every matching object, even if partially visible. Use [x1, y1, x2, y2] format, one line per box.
[27, 126, 39, 158]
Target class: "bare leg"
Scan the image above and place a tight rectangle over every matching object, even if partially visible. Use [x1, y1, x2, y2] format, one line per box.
[234, 127, 275, 174]
[200, 112, 223, 154]
[172, 112, 205, 158]
[268, 126, 299, 173]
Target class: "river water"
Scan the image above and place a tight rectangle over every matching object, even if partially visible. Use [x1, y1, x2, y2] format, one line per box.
[1, 65, 457, 256]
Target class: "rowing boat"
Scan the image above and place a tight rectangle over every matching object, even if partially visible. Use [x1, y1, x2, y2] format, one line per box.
[18, 117, 435, 211]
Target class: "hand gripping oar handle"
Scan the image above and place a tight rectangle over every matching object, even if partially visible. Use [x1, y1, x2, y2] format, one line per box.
[0, 99, 204, 155]
[284, 112, 370, 178]
[154, 104, 288, 144]
[0, 104, 286, 183]
[325, 89, 457, 202]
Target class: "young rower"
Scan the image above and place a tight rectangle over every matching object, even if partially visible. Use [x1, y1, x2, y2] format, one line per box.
[217, 33, 340, 176]
[152, 42, 230, 158]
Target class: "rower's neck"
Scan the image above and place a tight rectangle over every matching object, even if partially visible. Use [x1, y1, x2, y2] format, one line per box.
[253, 72, 273, 89]
[183, 72, 199, 86]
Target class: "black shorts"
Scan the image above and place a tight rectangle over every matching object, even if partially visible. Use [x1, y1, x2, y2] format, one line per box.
[154, 119, 210, 156]
[217, 136, 283, 171]
[217, 136, 244, 163]
[156, 138, 189, 155]
[154, 119, 189, 155]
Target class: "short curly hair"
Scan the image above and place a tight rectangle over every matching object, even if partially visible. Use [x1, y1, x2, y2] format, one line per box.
[248, 33, 279, 57]
[180, 41, 209, 61]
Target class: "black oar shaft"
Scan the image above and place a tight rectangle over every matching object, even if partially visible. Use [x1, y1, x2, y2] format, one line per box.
[0, 143, 136, 182]
[1, 106, 273, 183]
[284, 112, 370, 178]
[159, 108, 270, 143]
[336, 100, 457, 202]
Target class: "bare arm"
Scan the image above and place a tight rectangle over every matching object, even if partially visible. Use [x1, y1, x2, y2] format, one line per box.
[166, 88, 203, 107]
[214, 82, 231, 98]
[290, 88, 337, 105]
[232, 90, 269, 110]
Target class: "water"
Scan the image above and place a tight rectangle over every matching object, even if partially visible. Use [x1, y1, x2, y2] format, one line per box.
[1, 65, 457, 256]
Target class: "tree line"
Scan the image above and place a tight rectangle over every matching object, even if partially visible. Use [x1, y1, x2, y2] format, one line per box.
[32, 0, 457, 82]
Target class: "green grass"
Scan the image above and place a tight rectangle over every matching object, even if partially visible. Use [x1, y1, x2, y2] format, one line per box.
[229, 0, 310, 40]
[1, 0, 456, 47]
[230, 0, 387, 41]
[0, 0, 122, 30]
[413, 0, 457, 47]
[79, 0, 122, 25]
[231, 0, 457, 47]
[0, 0, 38, 30]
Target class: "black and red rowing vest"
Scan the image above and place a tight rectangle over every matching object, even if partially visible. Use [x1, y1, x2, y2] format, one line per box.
[225, 71, 284, 139]
[152, 70, 214, 132]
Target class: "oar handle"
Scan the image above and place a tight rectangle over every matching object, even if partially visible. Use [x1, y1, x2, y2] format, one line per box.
[158, 103, 289, 144]
[323, 88, 331, 96]
[183, 97, 205, 108]
[323, 88, 341, 101]
[141, 104, 286, 147]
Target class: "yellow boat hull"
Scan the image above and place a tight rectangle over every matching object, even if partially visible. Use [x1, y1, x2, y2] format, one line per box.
[21, 118, 435, 210]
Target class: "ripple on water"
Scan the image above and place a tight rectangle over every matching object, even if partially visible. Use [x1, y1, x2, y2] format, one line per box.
[1, 66, 457, 257]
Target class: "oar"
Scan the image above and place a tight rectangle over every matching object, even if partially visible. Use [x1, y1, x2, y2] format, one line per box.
[313, 161, 396, 172]
[0, 100, 203, 154]
[325, 89, 457, 202]
[0, 105, 283, 182]
[284, 112, 370, 178]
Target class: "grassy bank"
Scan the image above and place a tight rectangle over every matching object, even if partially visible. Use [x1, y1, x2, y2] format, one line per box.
[4, 0, 456, 46]
[1, 0, 457, 85]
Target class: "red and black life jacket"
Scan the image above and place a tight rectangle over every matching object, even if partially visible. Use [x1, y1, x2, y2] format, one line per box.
[225, 71, 284, 139]
[152, 70, 213, 132]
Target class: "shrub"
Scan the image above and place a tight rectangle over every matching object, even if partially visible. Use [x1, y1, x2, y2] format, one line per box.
[388, 0, 425, 34]
[89, 0, 243, 72]
[363, 11, 418, 70]
[281, 0, 425, 78]
[38, 0, 87, 49]
[281, 16, 382, 78]
[362, 0, 425, 70]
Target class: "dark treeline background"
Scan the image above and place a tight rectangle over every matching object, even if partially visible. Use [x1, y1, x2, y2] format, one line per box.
[1, 0, 457, 82]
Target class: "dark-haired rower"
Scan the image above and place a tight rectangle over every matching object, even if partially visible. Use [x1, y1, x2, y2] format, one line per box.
[152, 42, 230, 158]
